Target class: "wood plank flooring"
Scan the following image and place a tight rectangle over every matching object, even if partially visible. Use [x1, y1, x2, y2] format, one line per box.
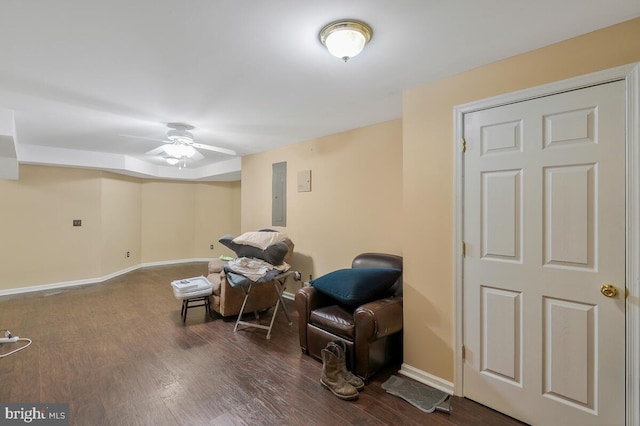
[0, 263, 525, 425]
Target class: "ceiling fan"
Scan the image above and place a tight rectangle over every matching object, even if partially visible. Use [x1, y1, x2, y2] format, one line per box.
[126, 123, 237, 167]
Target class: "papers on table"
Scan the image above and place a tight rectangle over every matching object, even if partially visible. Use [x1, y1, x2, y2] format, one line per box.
[171, 276, 212, 294]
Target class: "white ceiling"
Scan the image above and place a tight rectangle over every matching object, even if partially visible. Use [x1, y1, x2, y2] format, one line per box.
[0, 1, 638, 181]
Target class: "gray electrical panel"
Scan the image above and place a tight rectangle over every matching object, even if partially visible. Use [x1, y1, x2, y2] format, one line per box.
[272, 161, 287, 226]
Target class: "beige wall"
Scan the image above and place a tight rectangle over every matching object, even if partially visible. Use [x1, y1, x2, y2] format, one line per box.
[101, 174, 141, 273]
[241, 120, 403, 289]
[140, 181, 197, 262]
[0, 165, 102, 289]
[0, 165, 241, 292]
[402, 17, 640, 381]
[193, 181, 242, 259]
[140, 180, 241, 263]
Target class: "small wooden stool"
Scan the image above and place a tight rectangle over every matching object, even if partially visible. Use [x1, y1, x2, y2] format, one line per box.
[172, 283, 213, 323]
[180, 293, 212, 323]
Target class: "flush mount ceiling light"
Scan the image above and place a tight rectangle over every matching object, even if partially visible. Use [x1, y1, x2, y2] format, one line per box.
[319, 19, 372, 62]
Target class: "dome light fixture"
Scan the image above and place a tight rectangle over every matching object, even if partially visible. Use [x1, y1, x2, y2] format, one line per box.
[319, 19, 372, 62]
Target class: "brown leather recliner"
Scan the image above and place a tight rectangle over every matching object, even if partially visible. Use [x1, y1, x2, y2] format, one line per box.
[295, 253, 403, 381]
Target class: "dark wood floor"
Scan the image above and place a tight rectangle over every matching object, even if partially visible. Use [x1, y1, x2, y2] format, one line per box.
[0, 263, 525, 425]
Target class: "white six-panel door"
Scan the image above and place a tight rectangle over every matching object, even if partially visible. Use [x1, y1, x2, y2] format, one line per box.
[462, 81, 626, 425]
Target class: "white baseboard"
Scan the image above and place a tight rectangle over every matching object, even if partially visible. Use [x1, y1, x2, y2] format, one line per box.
[139, 258, 210, 268]
[0, 258, 210, 297]
[398, 363, 455, 395]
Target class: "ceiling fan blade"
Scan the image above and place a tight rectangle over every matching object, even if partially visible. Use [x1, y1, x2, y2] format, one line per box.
[120, 134, 168, 144]
[145, 146, 168, 156]
[145, 144, 204, 161]
[191, 142, 236, 156]
[190, 150, 204, 161]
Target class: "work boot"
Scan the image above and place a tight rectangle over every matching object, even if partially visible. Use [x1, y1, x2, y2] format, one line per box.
[330, 340, 365, 391]
[320, 344, 359, 400]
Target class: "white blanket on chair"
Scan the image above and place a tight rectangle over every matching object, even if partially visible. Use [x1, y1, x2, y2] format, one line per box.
[231, 231, 288, 250]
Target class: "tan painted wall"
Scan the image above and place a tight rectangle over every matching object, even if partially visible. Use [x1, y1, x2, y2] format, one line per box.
[0, 166, 241, 291]
[193, 181, 242, 259]
[140, 181, 197, 262]
[101, 174, 141, 273]
[140, 180, 242, 263]
[402, 18, 640, 382]
[0, 165, 102, 289]
[139, 181, 241, 263]
[241, 120, 403, 289]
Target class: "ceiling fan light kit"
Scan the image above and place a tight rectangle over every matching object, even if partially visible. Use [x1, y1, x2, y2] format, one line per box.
[165, 143, 197, 159]
[320, 19, 372, 62]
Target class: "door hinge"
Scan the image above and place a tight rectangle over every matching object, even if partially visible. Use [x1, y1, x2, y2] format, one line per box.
[462, 345, 466, 359]
[461, 137, 467, 153]
[462, 241, 466, 257]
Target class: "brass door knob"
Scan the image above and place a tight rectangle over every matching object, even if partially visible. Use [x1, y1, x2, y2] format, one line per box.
[601, 284, 618, 298]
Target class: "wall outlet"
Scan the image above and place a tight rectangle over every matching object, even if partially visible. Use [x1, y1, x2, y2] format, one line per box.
[73, 219, 82, 226]
[210, 244, 214, 250]
[126, 251, 130, 258]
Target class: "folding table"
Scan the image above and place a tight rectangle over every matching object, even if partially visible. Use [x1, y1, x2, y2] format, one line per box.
[232, 270, 298, 339]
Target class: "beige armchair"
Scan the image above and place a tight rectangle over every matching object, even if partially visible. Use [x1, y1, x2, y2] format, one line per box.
[207, 232, 295, 317]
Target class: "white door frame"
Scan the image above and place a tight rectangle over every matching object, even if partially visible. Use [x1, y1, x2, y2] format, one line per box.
[453, 63, 640, 424]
